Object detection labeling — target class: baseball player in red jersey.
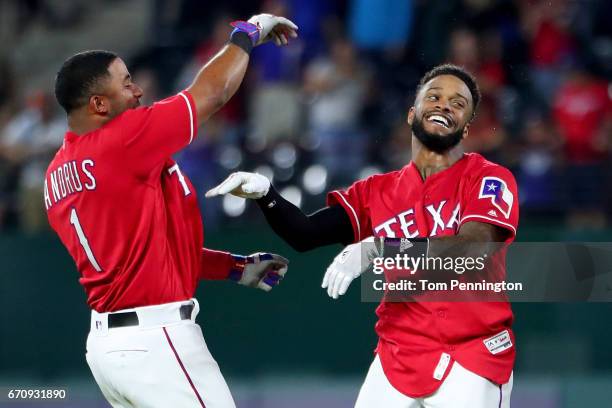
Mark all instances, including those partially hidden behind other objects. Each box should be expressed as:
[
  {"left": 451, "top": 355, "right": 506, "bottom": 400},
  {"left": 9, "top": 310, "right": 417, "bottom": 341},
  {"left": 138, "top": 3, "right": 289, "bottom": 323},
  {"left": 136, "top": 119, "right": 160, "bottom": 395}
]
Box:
[
  {"left": 208, "top": 64, "right": 518, "bottom": 407},
  {"left": 45, "top": 14, "right": 298, "bottom": 408}
]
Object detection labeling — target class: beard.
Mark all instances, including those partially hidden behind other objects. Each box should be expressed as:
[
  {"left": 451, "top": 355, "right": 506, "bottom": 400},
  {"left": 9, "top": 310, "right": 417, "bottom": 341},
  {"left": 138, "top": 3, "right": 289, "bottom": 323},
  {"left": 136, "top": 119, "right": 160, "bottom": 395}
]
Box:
[
  {"left": 411, "top": 116, "right": 465, "bottom": 154},
  {"left": 108, "top": 98, "right": 140, "bottom": 120}
]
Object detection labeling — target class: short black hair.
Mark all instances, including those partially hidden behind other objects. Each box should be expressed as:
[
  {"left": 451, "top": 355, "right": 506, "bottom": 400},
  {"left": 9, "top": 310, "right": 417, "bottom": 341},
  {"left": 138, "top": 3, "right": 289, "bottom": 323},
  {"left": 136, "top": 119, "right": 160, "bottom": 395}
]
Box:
[
  {"left": 54, "top": 50, "right": 118, "bottom": 114},
  {"left": 418, "top": 63, "right": 481, "bottom": 119}
]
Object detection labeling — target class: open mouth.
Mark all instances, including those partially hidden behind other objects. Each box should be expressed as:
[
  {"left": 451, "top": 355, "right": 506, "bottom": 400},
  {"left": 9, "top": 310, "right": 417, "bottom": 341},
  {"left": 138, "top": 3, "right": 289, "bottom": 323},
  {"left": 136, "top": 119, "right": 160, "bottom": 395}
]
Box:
[{"left": 426, "top": 114, "right": 453, "bottom": 129}]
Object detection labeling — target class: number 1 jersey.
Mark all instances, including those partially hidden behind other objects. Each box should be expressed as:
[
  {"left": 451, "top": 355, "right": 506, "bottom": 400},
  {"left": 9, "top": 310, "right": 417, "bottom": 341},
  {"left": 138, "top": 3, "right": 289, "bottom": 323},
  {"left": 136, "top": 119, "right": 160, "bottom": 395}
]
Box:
[{"left": 45, "top": 92, "right": 203, "bottom": 312}]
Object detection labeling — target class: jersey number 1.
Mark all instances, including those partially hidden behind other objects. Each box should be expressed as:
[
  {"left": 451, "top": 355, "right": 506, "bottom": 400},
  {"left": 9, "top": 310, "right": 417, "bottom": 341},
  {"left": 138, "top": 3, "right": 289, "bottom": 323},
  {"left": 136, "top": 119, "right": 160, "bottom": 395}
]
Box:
[{"left": 70, "top": 208, "right": 103, "bottom": 272}]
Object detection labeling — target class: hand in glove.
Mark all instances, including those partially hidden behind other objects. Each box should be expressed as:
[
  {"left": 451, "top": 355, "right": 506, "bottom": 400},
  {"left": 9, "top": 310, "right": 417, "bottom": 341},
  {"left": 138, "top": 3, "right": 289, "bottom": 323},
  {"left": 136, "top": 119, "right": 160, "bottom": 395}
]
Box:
[
  {"left": 230, "top": 253, "right": 288, "bottom": 291},
  {"left": 206, "top": 172, "right": 271, "bottom": 200},
  {"left": 231, "top": 14, "right": 298, "bottom": 47},
  {"left": 322, "top": 237, "right": 382, "bottom": 299}
]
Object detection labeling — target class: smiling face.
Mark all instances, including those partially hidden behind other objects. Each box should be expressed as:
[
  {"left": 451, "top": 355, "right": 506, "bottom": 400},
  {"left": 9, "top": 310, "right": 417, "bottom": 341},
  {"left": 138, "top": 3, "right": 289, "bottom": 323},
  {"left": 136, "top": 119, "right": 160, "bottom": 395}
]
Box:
[{"left": 408, "top": 74, "right": 474, "bottom": 153}]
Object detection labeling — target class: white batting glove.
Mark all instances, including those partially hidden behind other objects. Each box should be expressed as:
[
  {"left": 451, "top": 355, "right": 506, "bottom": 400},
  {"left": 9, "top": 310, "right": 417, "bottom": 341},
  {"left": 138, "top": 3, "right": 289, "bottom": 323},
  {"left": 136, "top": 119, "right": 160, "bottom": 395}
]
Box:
[
  {"left": 322, "top": 237, "right": 382, "bottom": 299},
  {"left": 205, "top": 172, "right": 271, "bottom": 199},
  {"left": 230, "top": 253, "right": 289, "bottom": 292},
  {"left": 250, "top": 14, "right": 298, "bottom": 46},
  {"left": 231, "top": 14, "right": 298, "bottom": 47}
]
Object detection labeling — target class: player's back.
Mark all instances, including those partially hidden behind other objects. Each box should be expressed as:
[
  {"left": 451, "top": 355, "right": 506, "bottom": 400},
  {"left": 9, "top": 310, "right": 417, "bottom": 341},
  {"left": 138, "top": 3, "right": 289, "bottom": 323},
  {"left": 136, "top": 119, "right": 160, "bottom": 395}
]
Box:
[{"left": 45, "top": 93, "right": 202, "bottom": 312}]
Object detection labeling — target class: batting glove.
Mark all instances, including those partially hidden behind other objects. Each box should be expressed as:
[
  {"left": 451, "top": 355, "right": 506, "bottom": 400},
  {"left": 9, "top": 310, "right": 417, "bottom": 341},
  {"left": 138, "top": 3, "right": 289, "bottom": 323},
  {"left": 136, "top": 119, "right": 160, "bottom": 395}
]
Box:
[
  {"left": 230, "top": 253, "right": 288, "bottom": 292},
  {"left": 322, "top": 237, "right": 382, "bottom": 299},
  {"left": 206, "top": 172, "right": 271, "bottom": 199},
  {"left": 231, "top": 14, "right": 298, "bottom": 47}
]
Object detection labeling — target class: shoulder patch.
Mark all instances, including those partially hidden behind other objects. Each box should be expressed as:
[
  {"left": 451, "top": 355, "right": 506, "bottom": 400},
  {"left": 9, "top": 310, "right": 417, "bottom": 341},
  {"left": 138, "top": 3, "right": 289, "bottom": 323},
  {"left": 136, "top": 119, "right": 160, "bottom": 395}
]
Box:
[{"left": 478, "top": 177, "right": 513, "bottom": 219}]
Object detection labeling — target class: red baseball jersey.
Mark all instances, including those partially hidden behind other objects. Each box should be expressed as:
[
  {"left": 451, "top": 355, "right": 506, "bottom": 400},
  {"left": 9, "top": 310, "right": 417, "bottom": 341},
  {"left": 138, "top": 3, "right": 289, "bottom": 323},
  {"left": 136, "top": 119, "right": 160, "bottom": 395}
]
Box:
[
  {"left": 45, "top": 91, "right": 234, "bottom": 312},
  {"left": 327, "top": 153, "right": 519, "bottom": 397}
]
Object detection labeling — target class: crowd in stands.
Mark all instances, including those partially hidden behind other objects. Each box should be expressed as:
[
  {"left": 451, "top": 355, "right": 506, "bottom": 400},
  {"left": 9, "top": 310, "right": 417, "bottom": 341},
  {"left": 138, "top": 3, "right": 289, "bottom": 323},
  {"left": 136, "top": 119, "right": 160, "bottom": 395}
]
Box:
[{"left": 0, "top": 0, "right": 611, "bottom": 232}]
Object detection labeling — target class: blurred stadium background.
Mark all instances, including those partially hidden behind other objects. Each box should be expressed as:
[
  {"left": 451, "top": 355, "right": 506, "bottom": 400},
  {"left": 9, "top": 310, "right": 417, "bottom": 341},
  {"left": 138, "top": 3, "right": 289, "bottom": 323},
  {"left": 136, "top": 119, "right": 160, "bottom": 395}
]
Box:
[{"left": 1, "top": 0, "right": 612, "bottom": 407}]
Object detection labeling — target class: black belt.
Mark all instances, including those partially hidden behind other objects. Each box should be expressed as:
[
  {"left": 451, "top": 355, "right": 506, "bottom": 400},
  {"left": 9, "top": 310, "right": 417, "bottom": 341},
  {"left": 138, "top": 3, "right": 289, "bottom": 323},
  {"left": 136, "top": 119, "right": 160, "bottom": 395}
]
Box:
[{"left": 108, "top": 303, "right": 195, "bottom": 328}]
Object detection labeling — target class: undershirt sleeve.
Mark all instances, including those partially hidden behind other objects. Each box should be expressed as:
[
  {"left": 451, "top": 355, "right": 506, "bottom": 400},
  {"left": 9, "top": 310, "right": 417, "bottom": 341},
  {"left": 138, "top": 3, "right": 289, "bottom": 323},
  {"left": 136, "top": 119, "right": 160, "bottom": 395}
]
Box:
[{"left": 256, "top": 186, "right": 354, "bottom": 252}]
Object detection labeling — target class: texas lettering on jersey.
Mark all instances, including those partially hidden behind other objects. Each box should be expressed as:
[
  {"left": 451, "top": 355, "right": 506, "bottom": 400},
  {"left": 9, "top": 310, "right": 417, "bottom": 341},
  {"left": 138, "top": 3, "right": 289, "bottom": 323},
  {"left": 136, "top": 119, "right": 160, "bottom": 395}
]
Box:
[
  {"left": 373, "top": 201, "right": 461, "bottom": 238},
  {"left": 371, "top": 175, "right": 515, "bottom": 239},
  {"left": 327, "top": 153, "right": 519, "bottom": 398}
]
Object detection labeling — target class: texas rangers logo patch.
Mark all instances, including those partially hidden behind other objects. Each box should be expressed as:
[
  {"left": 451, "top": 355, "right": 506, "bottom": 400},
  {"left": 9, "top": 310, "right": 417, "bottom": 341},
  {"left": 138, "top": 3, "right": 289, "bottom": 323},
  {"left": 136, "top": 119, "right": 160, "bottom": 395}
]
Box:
[{"left": 479, "top": 177, "right": 513, "bottom": 219}]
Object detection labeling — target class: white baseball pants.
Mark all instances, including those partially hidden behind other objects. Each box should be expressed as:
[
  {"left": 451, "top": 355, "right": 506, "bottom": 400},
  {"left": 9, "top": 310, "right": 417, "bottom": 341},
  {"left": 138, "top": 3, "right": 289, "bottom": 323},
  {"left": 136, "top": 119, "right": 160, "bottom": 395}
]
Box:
[
  {"left": 355, "top": 355, "right": 513, "bottom": 408},
  {"left": 86, "top": 299, "right": 235, "bottom": 408}
]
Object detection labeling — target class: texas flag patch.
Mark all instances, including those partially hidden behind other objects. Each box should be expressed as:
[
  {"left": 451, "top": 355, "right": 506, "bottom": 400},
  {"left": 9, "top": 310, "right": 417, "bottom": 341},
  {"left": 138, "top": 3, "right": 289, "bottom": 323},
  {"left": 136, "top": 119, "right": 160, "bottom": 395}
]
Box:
[{"left": 479, "top": 177, "right": 513, "bottom": 219}]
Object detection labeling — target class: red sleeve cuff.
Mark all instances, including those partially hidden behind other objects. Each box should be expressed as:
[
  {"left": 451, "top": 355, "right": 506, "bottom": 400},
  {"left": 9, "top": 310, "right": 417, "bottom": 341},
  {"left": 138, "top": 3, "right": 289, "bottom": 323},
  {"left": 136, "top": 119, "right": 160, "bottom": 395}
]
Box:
[
  {"left": 179, "top": 90, "right": 199, "bottom": 144},
  {"left": 200, "top": 248, "right": 235, "bottom": 280},
  {"left": 327, "top": 190, "right": 361, "bottom": 243}
]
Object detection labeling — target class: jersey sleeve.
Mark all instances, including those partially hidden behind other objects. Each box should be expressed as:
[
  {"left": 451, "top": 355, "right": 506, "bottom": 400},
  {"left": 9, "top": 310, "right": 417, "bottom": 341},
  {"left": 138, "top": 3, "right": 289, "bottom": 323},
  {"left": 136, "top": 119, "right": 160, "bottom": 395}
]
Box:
[
  {"left": 200, "top": 248, "right": 234, "bottom": 280},
  {"left": 459, "top": 166, "right": 519, "bottom": 238},
  {"left": 326, "top": 178, "right": 373, "bottom": 243},
  {"left": 120, "top": 91, "right": 198, "bottom": 174}
]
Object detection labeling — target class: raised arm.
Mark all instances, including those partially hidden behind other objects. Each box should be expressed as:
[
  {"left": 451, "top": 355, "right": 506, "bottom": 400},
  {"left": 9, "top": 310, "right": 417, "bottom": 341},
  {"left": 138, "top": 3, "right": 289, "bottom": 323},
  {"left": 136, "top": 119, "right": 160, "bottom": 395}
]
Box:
[
  {"left": 186, "top": 44, "right": 249, "bottom": 124},
  {"left": 187, "top": 14, "right": 298, "bottom": 124}
]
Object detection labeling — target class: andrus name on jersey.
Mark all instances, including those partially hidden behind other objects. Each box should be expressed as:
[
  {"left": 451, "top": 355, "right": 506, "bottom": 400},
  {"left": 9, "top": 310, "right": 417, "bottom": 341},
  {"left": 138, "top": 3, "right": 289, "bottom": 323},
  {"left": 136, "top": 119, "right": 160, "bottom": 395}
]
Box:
[
  {"left": 374, "top": 201, "right": 461, "bottom": 238},
  {"left": 44, "top": 159, "right": 96, "bottom": 210}
]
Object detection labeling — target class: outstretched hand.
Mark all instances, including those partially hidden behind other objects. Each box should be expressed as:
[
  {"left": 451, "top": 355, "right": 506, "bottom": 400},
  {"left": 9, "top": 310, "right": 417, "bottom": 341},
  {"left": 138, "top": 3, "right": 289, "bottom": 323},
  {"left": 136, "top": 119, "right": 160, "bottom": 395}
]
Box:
[{"left": 206, "top": 172, "right": 271, "bottom": 199}]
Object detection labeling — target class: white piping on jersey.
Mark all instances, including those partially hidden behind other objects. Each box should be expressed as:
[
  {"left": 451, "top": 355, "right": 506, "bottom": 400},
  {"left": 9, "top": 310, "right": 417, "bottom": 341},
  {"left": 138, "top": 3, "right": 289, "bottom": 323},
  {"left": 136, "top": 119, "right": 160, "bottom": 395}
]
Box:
[
  {"left": 332, "top": 191, "right": 361, "bottom": 240},
  {"left": 459, "top": 214, "right": 517, "bottom": 235},
  {"left": 178, "top": 92, "right": 194, "bottom": 144}
]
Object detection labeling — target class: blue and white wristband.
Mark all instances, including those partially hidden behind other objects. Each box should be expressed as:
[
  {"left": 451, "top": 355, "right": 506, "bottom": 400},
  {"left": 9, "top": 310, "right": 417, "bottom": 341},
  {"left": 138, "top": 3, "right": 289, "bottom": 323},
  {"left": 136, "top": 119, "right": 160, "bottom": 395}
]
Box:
[{"left": 229, "top": 20, "right": 260, "bottom": 53}]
